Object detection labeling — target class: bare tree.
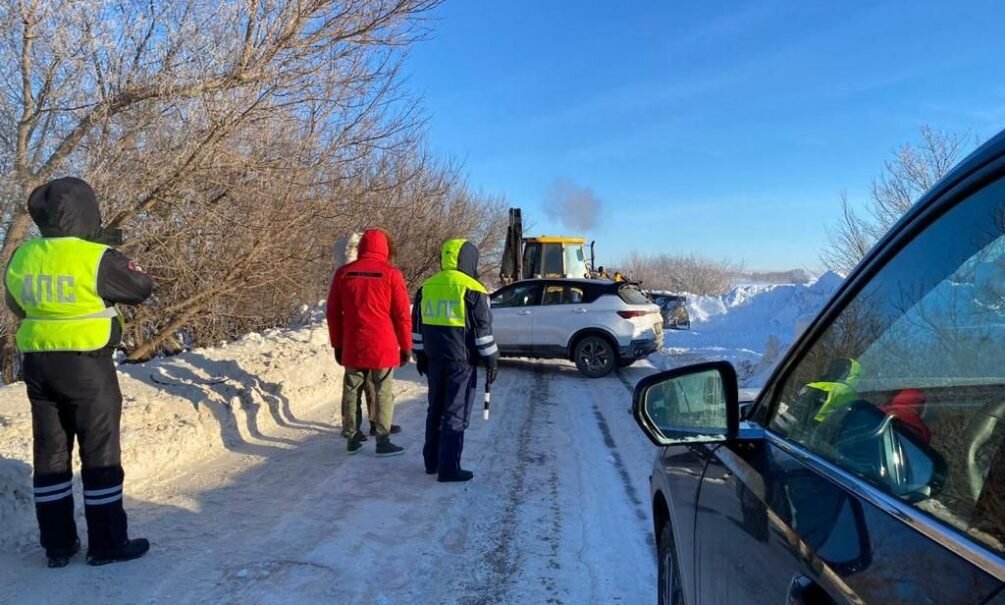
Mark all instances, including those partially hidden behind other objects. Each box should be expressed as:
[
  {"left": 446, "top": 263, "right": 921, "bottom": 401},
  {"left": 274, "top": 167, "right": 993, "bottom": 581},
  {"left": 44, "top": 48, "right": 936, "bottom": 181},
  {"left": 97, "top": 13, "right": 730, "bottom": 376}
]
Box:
[
  {"left": 0, "top": 0, "right": 448, "bottom": 379},
  {"left": 328, "top": 150, "right": 508, "bottom": 292},
  {"left": 622, "top": 251, "right": 742, "bottom": 296},
  {"left": 822, "top": 193, "right": 874, "bottom": 275},
  {"left": 822, "top": 126, "right": 977, "bottom": 274}
]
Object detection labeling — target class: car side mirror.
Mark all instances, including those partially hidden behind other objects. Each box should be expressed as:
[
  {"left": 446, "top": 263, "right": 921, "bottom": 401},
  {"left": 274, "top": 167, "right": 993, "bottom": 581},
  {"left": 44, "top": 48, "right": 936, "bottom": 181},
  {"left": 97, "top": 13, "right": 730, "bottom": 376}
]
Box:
[
  {"left": 821, "top": 401, "right": 947, "bottom": 502},
  {"left": 633, "top": 361, "right": 740, "bottom": 446}
]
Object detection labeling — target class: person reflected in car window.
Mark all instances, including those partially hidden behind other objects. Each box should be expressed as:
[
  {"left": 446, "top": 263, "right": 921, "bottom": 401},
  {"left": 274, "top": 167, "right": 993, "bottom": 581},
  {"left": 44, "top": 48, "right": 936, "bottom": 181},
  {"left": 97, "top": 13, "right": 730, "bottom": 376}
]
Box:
[
  {"left": 788, "top": 358, "right": 864, "bottom": 427},
  {"left": 880, "top": 388, "right": 931, "bottom": 444}
]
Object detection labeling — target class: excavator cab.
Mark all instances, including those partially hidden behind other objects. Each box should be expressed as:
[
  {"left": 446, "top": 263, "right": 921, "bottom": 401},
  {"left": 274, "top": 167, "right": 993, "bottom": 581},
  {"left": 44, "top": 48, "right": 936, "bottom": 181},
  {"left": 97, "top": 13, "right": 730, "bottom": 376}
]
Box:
[
  {"left": 522, "top": 237, "right": 588, "bottom": 279},
  {"left": 501, "top": 209, "right": 592, "bottom": 283}
]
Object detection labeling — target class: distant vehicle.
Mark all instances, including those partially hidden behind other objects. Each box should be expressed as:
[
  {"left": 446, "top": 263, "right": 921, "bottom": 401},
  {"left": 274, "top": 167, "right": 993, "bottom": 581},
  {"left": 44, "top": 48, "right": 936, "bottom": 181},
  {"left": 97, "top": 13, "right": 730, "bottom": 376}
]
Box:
[
  {"left": 490, "top": 279, "right": 663, "bottom": 377},
  {"left": 649, "top": 293, "right": 691, "bottom": 330},
  {"left": 500, "top": 208, "right": 593, "bottom": 283},
  {"left": 520, "top": 235, "right": 589, "bottom": 279},
  {"left": 633, "top": 132, "right": 1005, "bottom": 604}
]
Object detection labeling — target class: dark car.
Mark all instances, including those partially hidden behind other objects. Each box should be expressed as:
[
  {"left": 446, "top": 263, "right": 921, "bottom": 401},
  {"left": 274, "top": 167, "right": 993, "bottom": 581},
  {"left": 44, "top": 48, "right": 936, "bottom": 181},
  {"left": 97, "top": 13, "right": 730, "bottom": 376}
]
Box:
[
  {"left": 633, "top": 131, "right": 1005, "bottom": 604},
  {"left": 650, "top": 293, "right": 691, "bottom": 330}
]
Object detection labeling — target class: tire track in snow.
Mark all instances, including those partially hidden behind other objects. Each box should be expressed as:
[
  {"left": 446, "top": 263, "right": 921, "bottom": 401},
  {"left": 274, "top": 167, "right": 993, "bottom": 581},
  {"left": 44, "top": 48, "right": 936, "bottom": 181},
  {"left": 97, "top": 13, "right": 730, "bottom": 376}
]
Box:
[
  {"left": 459, "top": 362, "right": 564, "bottom": 605},
  {"left": 615, "top": 369, "right": 636, "bottom": 396},
  {"left": 591, "top": 370, "right": 647, "bottom": 523},
  {"left": 556, "top": 367, "right": 657, "bottom": 601},
  {"left": 590, "top": 403, "right": 647, "bottom": 522}
]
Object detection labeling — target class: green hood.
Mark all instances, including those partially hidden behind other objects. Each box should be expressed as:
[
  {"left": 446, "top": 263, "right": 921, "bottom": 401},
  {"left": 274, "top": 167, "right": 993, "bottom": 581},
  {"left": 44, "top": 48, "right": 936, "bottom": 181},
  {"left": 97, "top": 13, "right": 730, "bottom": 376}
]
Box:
[
  {"left": 820, "top": 358, "right": 863, "bottom": 386},
  {"left": 441, "top": 239, "right": 480, "bottom": 279}
]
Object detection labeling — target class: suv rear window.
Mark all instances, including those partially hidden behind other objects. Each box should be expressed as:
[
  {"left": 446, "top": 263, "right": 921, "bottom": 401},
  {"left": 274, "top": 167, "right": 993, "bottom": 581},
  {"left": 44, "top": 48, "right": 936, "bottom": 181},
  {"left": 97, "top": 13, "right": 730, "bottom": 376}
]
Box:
[{"left": 618, "top": 285, "right": 651, "bottom": 305}]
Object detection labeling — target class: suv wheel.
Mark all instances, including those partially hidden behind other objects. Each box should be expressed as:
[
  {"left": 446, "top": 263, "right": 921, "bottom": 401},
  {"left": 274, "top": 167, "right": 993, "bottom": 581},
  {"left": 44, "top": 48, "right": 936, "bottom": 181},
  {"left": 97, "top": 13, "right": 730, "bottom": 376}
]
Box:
[
  {"left": 658, "top": 522, "right": 684, "bottom": 605},
  {"left": 574, "top": 335, "right": 616, "bottom": 378}
]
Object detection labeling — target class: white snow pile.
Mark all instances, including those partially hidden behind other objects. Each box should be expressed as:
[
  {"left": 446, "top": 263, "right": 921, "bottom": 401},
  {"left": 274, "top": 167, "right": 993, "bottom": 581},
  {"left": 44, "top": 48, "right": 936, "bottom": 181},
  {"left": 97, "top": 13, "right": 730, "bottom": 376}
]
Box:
[
  {"left": 289, "top": 300, "right": 329, "bottom": 327},
  {"left": 0, "top": 321, "right": 342, "bottom": 550},
  {"left": 651, "top": 272, "right": 844, "bottom": 387}
]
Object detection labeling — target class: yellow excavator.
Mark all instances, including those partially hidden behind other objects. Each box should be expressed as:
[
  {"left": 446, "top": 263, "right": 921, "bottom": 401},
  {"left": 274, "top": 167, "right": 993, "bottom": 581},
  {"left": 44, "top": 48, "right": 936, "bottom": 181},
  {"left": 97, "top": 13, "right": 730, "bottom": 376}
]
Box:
[{"left": 500, "top": 208, "right": 595, "bottom": 284}]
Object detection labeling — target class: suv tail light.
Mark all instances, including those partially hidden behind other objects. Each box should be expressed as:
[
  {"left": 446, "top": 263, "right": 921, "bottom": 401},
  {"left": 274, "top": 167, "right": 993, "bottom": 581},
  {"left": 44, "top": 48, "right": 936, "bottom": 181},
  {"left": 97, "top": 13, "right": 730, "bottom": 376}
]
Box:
[{"left": 618, "top": 310, "right": 649, "bottom": 319}]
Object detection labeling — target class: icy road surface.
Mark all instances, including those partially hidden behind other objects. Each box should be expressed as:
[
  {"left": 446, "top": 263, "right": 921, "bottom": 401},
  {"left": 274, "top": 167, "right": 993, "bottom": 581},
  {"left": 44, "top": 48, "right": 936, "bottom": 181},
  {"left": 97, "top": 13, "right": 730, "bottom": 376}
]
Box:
[{"left": 0, "top": 360, "right": 658, "bottom": 605}]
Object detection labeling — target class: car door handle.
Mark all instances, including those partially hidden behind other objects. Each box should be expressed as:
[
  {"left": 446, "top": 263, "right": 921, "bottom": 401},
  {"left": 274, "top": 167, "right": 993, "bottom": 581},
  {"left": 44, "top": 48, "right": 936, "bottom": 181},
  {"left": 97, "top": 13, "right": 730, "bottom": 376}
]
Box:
[
  {"left": 518, "top": 310, "right": 532, "bottom": 316},
  {"left": 573, "top": 308, "right": 588, "bottom": 313},
  {"left": 788, "top": 575, "right": 836, "bottom": 605}
]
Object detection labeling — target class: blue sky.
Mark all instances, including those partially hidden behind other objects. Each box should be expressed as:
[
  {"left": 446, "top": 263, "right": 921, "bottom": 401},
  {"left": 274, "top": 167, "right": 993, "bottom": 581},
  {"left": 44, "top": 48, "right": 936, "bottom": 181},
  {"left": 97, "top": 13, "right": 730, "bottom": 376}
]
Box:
[{"left": 405, "top": 1, "right": 1005, "bottom": 271}]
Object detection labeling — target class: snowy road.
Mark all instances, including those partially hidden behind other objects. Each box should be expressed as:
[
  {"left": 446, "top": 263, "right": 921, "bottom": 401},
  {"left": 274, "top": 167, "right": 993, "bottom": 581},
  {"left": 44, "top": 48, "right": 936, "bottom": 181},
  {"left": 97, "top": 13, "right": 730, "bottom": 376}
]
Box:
[{"left": 0, "top": 359, "right": 659, "bottom": 605}]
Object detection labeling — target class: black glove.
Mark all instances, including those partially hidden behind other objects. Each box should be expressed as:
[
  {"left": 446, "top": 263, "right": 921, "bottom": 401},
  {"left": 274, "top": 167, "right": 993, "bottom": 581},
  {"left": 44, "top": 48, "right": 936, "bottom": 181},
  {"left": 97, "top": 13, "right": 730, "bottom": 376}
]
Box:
[
  {"left": 96, "top": 226, "right": 124, "bottom": 246},
  {"left": 416, "top": 353, "right": 428, "bottom": 377},
  {"left": 333, "top": 348, "right": 343, "bottom": 366},
  {"left": 486, "top": 364, "right": 498, "bottom": 385}
]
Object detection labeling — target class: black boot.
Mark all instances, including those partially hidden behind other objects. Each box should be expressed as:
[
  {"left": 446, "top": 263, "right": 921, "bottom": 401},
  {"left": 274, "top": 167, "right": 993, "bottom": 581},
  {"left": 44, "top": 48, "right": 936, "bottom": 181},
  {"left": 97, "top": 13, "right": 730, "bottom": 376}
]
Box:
[
  {"left": 86, "top": 538, "right": 150, "bottom": 566},
  {"left": 375, "top": 438, "right": 405, "bottom": 457},
  {"left": 46, "top": 539, "right": 81, "bottom": 569},
  {"left": 438, "top": 469, "right": 474, "bottom": 483}
]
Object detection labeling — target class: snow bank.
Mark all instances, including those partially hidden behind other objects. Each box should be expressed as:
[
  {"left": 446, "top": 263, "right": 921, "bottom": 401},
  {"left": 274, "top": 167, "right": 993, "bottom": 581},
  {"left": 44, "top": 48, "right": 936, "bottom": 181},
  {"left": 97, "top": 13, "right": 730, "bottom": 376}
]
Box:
[
  {"left": 652, "top": 272, "right": 844, "bottom": 387},
  {"left": 0, "top": 313, "right": 342, "bottom": 549}
]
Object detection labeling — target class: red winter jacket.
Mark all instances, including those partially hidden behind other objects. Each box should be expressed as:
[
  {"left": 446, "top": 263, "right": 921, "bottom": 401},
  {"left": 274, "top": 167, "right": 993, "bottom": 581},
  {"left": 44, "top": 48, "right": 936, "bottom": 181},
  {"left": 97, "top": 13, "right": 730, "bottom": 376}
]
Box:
[
  {"left": 327, "top": 230, "right": 412, "bottom": 370},
  {"left": 880, "top": 388, "right": 931, "bottom": 444}
]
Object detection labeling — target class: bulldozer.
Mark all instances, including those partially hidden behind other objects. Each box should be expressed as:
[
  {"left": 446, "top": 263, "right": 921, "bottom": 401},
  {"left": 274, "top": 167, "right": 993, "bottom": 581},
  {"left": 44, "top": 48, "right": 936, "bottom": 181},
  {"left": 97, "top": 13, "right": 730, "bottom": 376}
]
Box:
[{"left": 500, "top": 208, "right": 594, "bottom": 284}]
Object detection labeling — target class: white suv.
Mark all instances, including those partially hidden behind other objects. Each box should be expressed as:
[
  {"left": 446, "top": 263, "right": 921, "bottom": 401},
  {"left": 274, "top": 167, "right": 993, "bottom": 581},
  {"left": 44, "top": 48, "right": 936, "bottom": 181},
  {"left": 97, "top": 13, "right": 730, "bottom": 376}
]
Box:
[{"left": 489, "top": 279, "right": 664, "bottom": 377}]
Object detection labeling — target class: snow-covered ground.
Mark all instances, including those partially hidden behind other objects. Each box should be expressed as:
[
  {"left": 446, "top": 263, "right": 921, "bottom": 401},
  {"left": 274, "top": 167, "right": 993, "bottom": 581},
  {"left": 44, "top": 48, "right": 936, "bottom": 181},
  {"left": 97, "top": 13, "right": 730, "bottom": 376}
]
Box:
[
  {"left": 650, "top": 272, "right": 844, "bottom": 387},
  {"left": 0, "top": 327, "right": 658, "bottom": 604},
  {"left": 0, "top": 278, "right": 842, "bottom": 604},
  {"left": 0, "top": 319, "right": 342, "bottom": 553}
]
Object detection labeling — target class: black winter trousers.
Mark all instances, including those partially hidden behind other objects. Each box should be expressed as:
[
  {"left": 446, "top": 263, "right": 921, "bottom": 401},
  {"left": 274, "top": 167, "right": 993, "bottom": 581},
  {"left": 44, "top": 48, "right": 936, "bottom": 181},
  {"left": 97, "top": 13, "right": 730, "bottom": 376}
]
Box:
[
  {"left": 422, "top": 360, "right": 477, "bottom": 478},
  {"left": 23, "top": 353, "right": 129, "bottom": 553}
]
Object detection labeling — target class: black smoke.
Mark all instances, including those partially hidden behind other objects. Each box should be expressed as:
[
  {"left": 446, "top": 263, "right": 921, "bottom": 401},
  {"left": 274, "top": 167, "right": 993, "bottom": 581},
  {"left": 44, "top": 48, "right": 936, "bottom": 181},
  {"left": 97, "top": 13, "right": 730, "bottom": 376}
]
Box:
[{"left": 543, "top": 178, "right": 602, "bottom": 232}]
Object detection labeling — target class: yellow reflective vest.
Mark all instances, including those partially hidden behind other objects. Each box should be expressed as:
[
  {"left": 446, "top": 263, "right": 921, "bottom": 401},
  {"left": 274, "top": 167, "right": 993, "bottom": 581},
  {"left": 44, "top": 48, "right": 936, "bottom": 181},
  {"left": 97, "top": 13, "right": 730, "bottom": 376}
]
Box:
[
  {"left": 420, "top": 239, "right": 487, "bottom": 328},
  {"left": 5, "top": 238, "right": 121, "bottom": 352}
]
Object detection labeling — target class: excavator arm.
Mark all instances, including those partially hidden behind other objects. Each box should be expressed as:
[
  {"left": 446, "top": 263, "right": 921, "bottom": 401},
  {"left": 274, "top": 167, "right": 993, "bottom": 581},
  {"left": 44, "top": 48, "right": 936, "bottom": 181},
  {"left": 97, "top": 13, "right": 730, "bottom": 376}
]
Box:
[{"left": 500, "top": 208, "right": 523, "bottom": 284}]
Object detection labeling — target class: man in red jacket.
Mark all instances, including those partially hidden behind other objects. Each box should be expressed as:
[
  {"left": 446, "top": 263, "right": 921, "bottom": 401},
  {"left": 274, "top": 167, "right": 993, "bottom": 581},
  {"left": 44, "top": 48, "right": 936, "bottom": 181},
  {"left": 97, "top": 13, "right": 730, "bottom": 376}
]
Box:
[{"left": 327, "top": 229, "right": 412, "bottom": 456}]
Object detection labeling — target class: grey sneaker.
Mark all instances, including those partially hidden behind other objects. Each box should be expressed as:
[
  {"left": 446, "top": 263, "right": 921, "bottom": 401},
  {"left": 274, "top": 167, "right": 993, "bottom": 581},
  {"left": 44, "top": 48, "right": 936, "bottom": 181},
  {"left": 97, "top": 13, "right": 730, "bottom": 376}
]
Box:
[{"left": 375, "top": 439, "right": 405, "bottom": 457}]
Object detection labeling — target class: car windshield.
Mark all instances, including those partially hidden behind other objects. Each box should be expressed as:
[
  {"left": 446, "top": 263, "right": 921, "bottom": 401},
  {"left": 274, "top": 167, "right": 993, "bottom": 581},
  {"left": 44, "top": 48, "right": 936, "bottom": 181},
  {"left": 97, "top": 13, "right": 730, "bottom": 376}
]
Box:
[
  {"left": 618, "top": 286, "right": 650, "bottom": 305},
  {"left": 542, "top": 248, "right": 563, "bottom": 276}
]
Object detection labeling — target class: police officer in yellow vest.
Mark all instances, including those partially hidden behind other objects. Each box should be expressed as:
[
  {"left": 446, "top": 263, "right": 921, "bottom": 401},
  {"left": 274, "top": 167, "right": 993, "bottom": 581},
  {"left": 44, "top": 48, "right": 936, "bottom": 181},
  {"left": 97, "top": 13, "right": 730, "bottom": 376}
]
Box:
[
  {"left": 782, "top": 358, "right": 863, "bottom": 430},
  {"left": 4, "top": 178, "right": 153, "bottom": 568},
  {"left": 412, "top": 239, "right": 498, "bottom": 482}
]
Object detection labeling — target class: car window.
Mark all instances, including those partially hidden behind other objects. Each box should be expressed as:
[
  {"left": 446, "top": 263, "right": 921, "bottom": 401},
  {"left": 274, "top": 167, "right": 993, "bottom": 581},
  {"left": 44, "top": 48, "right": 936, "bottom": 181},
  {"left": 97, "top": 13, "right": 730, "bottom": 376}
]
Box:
[
  {"left": 491, "top": 283, "right": 541, "bottom": 308},
  {"left": 767, "top": 175, "right": 1005, "bottom": 555},
  {"left": 618, "top": 285, "right": 650, "bottom": 305},
  {"left": 580, "top": 283, "right": 610, "bottom": 303},
  {"left": 542, "top": 285, "right": 586, "bottom": 305},
  {"left": 543, "top": 245, "right": 564, "bottom": 276},
  {"left": 564, "top": 246, "right": 585, "bottom": 277},
  {"left": 522, "top": 245, "right": 540, "bottom": 279}
]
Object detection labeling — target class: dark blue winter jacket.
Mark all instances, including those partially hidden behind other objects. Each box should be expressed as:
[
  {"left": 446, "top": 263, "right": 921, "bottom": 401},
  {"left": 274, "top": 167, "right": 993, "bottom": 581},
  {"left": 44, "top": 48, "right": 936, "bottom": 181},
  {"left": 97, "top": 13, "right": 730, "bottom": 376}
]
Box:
[{"left": 412, "top": 240, "right": 498, "bottom": 368}]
